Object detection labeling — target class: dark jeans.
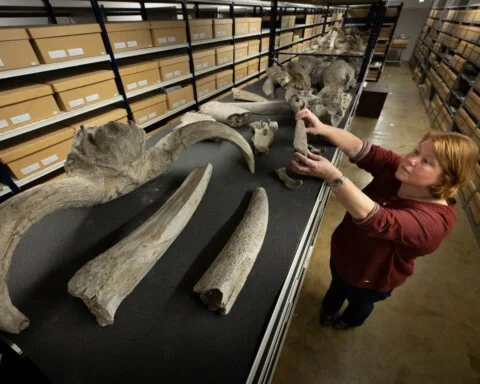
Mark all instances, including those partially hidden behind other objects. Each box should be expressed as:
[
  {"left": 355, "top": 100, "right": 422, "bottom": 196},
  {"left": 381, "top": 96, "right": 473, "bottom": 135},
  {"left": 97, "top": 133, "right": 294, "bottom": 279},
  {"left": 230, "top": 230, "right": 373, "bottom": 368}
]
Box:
[{"left": 322, "top": 264, "right": 392, "bottom": 327}]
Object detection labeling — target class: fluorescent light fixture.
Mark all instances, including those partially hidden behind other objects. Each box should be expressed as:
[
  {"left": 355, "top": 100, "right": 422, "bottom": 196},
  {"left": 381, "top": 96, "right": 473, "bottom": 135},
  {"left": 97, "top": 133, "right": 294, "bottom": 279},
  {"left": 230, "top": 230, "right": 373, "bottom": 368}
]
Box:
[{"left": 419, "top": 0, "right": 425, "bottom": 2}]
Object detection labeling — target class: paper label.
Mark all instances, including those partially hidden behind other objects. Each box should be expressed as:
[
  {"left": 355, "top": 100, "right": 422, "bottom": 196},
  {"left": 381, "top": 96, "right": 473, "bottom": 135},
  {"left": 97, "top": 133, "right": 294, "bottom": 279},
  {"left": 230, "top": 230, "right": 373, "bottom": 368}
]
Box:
[
  {"left": 173, "top": 101, "right": 180, "bottom": 108},
  {"left": 69, "top": 98, "right": 85, "bottom": 108},
  {"left": 179, "top": 98, "right": 186, "bottom": 105},
  {"left": 10, "top": 113, "right": 31, "bottom": 125},
  {"left": 127, "top": 41, "right": 138, "bottom": 48},
  {"left": 68, "top": 48, "right": 84, "bottom": 57},
  {"left": 41, "top": 154, "right": 59, "bottom": 166},
  {"left": 167, "top": 37, "right": 176, "bottom": 42},
  {"left": 138, "top": 80, "right": 148, "bottom": 86},
  {"left": 165, "top": 72, "right": 173, "bottom": 79},
  {"left": 0, "top": 59, "right": 4, "bottom": 67},
  {"left": 251, "top": 27, "right": 258, "bottom": 32},
  {"left": 0, "top": 120, "right": 8, "bottom": 129},
  {"left": 86, "top": 93, "right": 100, "bottom": 102},
  {"left": 199, "top": 33, "right": 205, "bottom": 38},
  {"left": 127, "top": 82, "right": 138, "bottom": 90},
  {"left": 21, "top": 163, "right": 41, "bottom": 175},
  {"left": 158, "top": 37, "right": 168, "bottom": 43},
  {"left": 48, "top": 50, "right": 67, "bottom": 59},
  {"left": 173, "top": 70, "right": 181, "bottom": 76},
  {"left": 193, "top": 33, "right": 199, "bottom": 39},
  {"left": 202, "top": 62, "right": 208, "bottom": 68},
  {"left": 139, "top": 116, "right": 148, "bottom": 123},
  {"left": 148, "top": 112, "right": 157, "bottom": 119},
  {"left": 203, "top": 88, "right": 209, "bottom": 94},
  {"left": 114, "top": 42, "right": 126, "bottom": 49}
]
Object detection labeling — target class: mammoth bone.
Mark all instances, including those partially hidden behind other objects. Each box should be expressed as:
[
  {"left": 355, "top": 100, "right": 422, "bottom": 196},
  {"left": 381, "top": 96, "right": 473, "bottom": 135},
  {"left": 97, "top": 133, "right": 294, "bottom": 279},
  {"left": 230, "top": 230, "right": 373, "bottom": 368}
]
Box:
[
  {"left": 199, "top": 101, "right": 251, "bottom": 128},
  {"left": 68, "top": 164, "right": 212, "bottom": 326},
  {"left": 276, "top": 167, "right": 303, "bottom": 190},
  {"left": 0, "top": 120, "right": 254, "bottom": 334},
  {"left": 194, "top": 187, "right": 268, "bottom": 314},
  {"left": 231, "top": 87, "right": 268, "bottom": 102},
  {"left": 174, "top": 112, "right": 216, "bottom": 130},
  {"left": 250, "top": 120, "right": 278, "bottom": 154}
]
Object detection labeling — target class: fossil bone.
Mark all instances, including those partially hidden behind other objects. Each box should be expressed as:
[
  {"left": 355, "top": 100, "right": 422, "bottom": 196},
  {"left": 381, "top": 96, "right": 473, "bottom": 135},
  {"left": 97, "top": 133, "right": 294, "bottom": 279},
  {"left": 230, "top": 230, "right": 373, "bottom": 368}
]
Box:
[
  {"left": 263, "top": 65, "right": 291, "bottom": 98},
  {"left": 194, "top": 187, "right": 268, "bottom": 314},
  {"left": 250, "top": 120, "right": 278, "bottom": 154},
  {"left": 231, "top": 87, "right": 268, "bottom": 102},
  {"left": 276, "top": 167, "right": 303, "bottom": 190},
  {"left": 224, "top": 101, "right": 292, "bottom": 115},
  {"left": 294, "top": 119, "right": 308, "bottom": 155},
  {"left": 0, "top": 120, "right": 254, "bottom": 334},
  {"left": 199, "top": 101, "right": 251, "bottom": 128},
  {"left": 68, "top": 164, "right": 212, "bottom": 326},
  {"left": 174, "top": 112, "right": 216, "bottom": 130}
]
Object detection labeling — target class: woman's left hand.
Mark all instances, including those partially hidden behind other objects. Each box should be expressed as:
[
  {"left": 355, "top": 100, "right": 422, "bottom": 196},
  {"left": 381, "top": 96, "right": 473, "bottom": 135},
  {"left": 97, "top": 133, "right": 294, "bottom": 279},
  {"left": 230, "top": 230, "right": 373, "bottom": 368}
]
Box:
[{"left": 289, "top": 151, "right": 343, "bottom": 181}]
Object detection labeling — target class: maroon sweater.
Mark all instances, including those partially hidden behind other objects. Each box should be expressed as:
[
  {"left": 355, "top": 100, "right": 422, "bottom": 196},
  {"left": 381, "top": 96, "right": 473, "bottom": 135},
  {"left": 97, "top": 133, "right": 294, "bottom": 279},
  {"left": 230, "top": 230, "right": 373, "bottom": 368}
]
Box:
[{"left": 331, "top": 143, "right": 456, "bottom": 292}]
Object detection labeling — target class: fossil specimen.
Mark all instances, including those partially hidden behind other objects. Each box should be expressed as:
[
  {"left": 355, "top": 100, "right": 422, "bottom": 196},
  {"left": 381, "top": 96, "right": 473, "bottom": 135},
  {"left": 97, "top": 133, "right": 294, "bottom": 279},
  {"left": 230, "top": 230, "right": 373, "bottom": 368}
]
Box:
[
  {"left": 250, "top": 120, "right": 279, "bottom": 153},
  {"left": 199, "top": 101, "right": 251, "bottom": 128},
  {"left": 232, "top": 87, "right": 268, "bottom": 102},
  {"left": 276, "top": 168, "right": 303, "bottom": 190}
]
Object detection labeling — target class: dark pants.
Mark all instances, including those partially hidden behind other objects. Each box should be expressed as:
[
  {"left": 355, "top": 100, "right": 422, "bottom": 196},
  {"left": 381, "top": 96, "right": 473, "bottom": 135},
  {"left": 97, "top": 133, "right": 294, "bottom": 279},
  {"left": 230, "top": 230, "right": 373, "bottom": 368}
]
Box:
[{"left": 322, "top": 264, "right": 392, "bottom": 327}]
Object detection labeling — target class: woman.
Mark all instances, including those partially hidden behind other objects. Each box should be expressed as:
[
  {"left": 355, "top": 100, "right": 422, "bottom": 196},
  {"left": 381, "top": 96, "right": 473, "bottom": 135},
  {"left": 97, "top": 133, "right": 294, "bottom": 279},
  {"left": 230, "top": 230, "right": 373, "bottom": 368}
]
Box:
[{"left": 290, "top": 108, "right": 478, "bottom": 330}]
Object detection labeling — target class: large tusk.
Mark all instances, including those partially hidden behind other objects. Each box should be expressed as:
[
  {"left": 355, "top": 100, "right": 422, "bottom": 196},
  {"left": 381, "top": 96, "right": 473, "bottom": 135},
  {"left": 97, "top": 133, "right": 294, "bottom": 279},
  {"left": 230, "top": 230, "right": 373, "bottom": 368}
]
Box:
[
  {"left": 199, "top": 101, "right": 251, "bottom": 128},
  {"left": 0, "top": 120, "right": 254, "bottom": 334},
  {"left": 224, "top": 101, "right": 292, "bottom": 115},
  {"left": 231, "top": 87, "right": 268, "bottom": 102},
  {"left": 194, "top": 187, "right": 268, "bottom": 314},
  {"left": 293, "top": 119, "right": 308, "bottom": 155},
  {"left": 173, "top": 112, "right": 216, "bottom": 130},
  {"left": 68, "top": 164, "right": 212, "bottom": 326}
]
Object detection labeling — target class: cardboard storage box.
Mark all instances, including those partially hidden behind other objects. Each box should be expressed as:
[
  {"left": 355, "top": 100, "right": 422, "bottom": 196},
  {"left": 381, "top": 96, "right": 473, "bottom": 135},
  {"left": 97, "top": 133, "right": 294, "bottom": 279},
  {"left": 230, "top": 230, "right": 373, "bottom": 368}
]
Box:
[
  {"left": 348, "top": 8, "right": 369, "bottom": 18},
  {"left": 380, "top": 27, "right": 393, "bottom": 38},
  {"left": 249, "top": 18, "right": 262, "bottom": 33},
  {"left": 465, "top": 90, "right": 480, "bottom": 120},
  {"left": 247, "top": 58, "right": 259, "bottom": 75},
  {"left": 0, "top": 28, "right": 39, "bottom": 71},
  {"left": 248, "top": 39, "right": 260, "bottom": 56},
  {"left": 303, "top": 27, "right": 313, "bottom": 38},
  {"left": 189, "top": 19, "right": 213, "bottom": 41},
  {"left": 213, "top": 19, "right": 232, "bottom": 38},
  {"left": 150, "top": 20, "right": 186, "bottom": 47},
  {"left": 260, "top": 55, "right": 268, "bottom": 71},
  {"left": 119, "top": 61, "right": 161, "bottom": 93},
  {"left": 216, "top": 45, "right": 234, "bottom": 65},
  {"left": 28, "top": 24, "right": 105, "bottom": 64},
  {"left": 235, "top": 42, "right": 249, "bottom": 61},
  {"left": 165, "top": 84, "right": 194, "bottom": 110},
  {"left": 279, "top": 32, "right": 293, "bottom": 47},
  {"left": 0, "top": 81, "right": 59, "bottom": 133},
  {"left": 192, "top": 49, "right": 216, "bottom": 72},
  {"left": 261, "top": 37, "right": 270, "bottom": 52},
  {"left": 67, "top": 108, "right": 127, "bottom": 130},
  {"left": 235, "top": 18, "right": 249, "bottom": 36},
  {"left": 235, "top": 62, "right": 248, "bottom": 82},
  {"left": 43, "top": 69, "right": 118, "bottom": 112},
  {"left": 305, "top": 15, "right": 315, "bottom": 25},
  {"left": 0, "top": 125, "right": 74, "bottom": 180},
  {"left": 158, "top": 55, "right": 190, "bottom": 81},
  {"left": 281, "top": 16, "right": 296, "bottom": 28},
  {"left": 130, "top": 94, "right": 167, "bottom": 125},
  {"left": 106, "top": 22, "right": 152, "bottom": 53},
  {"left": 216, "top": 69, "right": 233, "bottom": 89},
  {"left": 196, "top": 74, "right": 216, "bottom": 98}
]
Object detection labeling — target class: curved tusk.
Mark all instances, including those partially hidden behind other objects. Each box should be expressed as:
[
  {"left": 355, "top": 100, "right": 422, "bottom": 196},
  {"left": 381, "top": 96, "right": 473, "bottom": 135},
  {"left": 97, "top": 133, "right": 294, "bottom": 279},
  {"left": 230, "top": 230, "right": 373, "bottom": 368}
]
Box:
[
  {"left": 276, "top": 167, "right": 303, "bottom": 190},
  {"left": 199, "top": 101, "right": 251, "bottom": 128},
  {"left": 194, "top": 187, "right": 268, "bottom": 314},
  {"left": 68, "top": 164, "right": 212, "bottom": 326}
]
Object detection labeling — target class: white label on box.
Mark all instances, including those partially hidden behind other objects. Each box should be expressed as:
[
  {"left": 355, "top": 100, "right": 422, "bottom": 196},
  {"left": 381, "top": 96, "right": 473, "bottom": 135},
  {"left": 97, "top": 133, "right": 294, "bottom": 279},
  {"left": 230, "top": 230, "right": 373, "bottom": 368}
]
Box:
[
  {"left": 158, "top": 37, "right": 168, "bottom": 44},
  {"left": 199, "top": 33, "right": 205, "bottom": 38},
  {"left": 139, "top": 116, "right": 148, "bottom": 123},
  {"left": 173, "top": 101, "right": 180, "bottom": 108},
  {"left": 127, "top": 82, "right": 138, "bottom": 90},
  {"left": 68, "top": 48, "right": 84, "bottom": 57},
  {"left": 69, "top": 98, "right": 85, "bottom": 108},
  {"left": 148, "top": 112, "right": 157, "bottom": 119},
  {"left": 179, "top": 98, "right": 186, "bottom": 105},
  {"left": 138, "top": 80, "right": 148, "bottom": 87},
  {"left": 86, "top": 93, "right": 100, "bottom": 102},
  {"left": 193, "top": 33, "right": 199, "bottom": 39},
  {"left": 0, "top": 59, "right": 3, "bottom": 67},
  {"left": 114, "top": 42, "right": 127, "bottom": 49},
  {"left": 48, "top": 50, "right": 67, "bottom": 59},
  {"left": 167, "top": 37, "right": 176, "bottom": 42},
  {"left": 127, "top": 41, "right": 138, "bottom": 48},
  {"left": 0, "top": 120, "right": 8, "bottom": 129},
  {"left": 41, "top": 154, "right": 59, "bottom": 166},
  {"left": 165, "top": 72, "right": 173, "bottom": 79},
  {"left": 173, "top": 70, "right": 181, "bottom": 76},
  {"left": 202, "top": 62, "right": 208, "bottom": 68},
  {"left": 10, "top": 113, "right": 31, "bottom": 125},
  {"left": 251, "top": 27, "right": 258, "bottom": 32},
  {"left": 21, "top": 163, "right": 41, "bottom": 175}
]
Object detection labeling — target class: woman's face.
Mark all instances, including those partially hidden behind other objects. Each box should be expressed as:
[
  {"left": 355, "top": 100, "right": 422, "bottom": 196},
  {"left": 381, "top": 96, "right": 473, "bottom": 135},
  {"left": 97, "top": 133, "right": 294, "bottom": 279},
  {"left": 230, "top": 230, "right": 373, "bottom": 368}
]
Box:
[{"left": 395, "top": 139, "right": 444, "bottom": 188}]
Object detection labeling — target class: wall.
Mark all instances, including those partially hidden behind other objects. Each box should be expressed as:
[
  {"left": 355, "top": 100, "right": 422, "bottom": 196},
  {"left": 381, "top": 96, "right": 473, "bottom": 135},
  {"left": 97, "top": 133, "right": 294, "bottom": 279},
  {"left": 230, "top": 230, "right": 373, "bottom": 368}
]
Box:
[{"left": 392, "top": 8, "right": 430, "bottom": 61}]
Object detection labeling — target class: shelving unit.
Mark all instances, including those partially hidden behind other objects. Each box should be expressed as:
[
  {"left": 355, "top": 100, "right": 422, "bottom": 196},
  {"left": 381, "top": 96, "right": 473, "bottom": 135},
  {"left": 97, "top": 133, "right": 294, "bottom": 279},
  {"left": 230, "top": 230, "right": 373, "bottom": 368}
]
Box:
[{"left": 410, "top": 1, "right": 480, "bottom": 248}]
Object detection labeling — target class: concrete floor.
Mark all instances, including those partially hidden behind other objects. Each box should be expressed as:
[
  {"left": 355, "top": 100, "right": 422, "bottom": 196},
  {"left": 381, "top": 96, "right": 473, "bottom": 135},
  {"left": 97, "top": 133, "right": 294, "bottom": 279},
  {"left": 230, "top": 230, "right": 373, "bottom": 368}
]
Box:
[{"left": 272, "top": 64, "right": 480, "bottom": 384}]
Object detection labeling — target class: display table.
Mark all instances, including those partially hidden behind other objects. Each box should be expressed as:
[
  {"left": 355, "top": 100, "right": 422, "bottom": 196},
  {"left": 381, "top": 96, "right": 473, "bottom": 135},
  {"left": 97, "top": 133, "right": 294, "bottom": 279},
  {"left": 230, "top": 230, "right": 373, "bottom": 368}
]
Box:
[{"left": 2, "top": 80, "right": 364, "bottom": 384}]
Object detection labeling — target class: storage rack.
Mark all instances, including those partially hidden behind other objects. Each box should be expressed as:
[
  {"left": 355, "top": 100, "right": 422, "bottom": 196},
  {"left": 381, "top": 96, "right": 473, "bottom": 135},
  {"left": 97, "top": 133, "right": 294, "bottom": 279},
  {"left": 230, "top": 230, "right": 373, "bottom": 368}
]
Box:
[
  {"left": 0, "top": 0, "right": 335, "bottom": 198},
  {"left": 409, "top": 1, "right": 480, "bottom": 248},
  {"left": 343, "top": 2, "right": 403, "bottom": 81}
]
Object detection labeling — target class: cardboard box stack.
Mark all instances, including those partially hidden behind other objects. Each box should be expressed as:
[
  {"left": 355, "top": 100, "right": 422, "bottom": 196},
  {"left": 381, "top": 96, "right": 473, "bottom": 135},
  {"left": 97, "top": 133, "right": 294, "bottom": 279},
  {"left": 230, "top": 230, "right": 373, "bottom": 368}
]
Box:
[
  {"left": 106, "top": 22, "right": 152, "bottom": 52},
  {"left": 196, "top": 74, "right": 216, "bottom": 98},
  {"left": 119, "top": 61, "right": 161, "bottom": 93},
  {"left": 149, "top": 21, "right": 186, "bottom": 47},
  {"left": 280, "top": 16, "right": 296, "bottom": 29},
  {"left": 216, "top": 69, "right": 233, "bottom": 89},
  {"left": 190, "top": 19, "right": 213, "bottom": 41},
  {"left": 213, "top": 19, "right": 233, "bottom": 38},
  {"left": 0, "top": 28, "right": 39, "bottom": 71},
  {"left": 27, "top": 24, "right": 105, "bottom": 64},
  {"left": 0, "top": 81, "right": 60, "bottom": 133},
  {"left": 130, "top": 94, "right": 167, "bottom": 125},
  {"left": 216, "top": 45, "right": 234, "bottom": 65},
  {"left": 192, "top": 49, "right": 216, "bottom": 72},
  {"left": 158, "top": 55, "right": 190, "bottom": 81},
  {"left": 235, "top": 18, "right": 250, "bottom": 36},
  {"left": 465, "top": 89, "right": 480, "bottom": 121},
  {"left": 0, "top": 125, "right": 74, "bottom": 180},
  {"left": 234, "top": 62, "right": 248, "bottom": 82}
]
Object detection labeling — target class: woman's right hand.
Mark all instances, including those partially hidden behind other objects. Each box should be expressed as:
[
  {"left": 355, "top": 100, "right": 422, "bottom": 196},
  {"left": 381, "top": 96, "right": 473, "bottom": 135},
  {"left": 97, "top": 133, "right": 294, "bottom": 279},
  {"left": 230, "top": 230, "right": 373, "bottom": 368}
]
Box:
[{"left": 296, "top": 108, "right": 329, "bottom": 136}]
